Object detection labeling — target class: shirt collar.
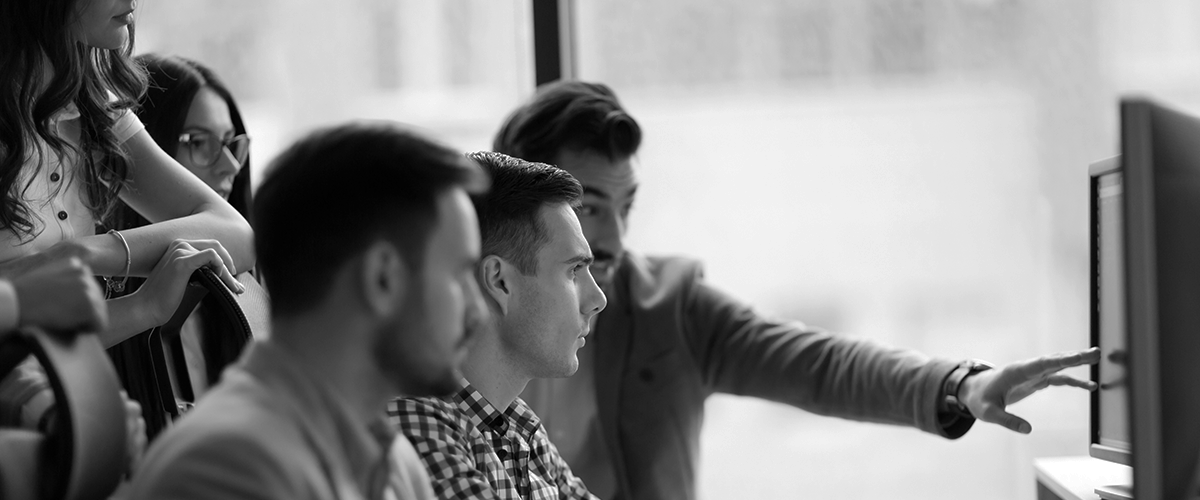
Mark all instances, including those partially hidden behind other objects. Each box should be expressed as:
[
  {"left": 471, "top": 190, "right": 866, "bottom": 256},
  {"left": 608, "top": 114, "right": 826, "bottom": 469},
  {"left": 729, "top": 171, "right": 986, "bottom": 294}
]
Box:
[{"left": 452, "top": 379, "right": 543, "bottom": 439}]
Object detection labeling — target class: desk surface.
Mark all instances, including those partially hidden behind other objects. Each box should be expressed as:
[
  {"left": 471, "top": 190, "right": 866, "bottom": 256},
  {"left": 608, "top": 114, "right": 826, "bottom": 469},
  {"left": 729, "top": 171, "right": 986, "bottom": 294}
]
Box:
[{"left": 1035, "top": 456, "right": 1132, "bottom": 500}]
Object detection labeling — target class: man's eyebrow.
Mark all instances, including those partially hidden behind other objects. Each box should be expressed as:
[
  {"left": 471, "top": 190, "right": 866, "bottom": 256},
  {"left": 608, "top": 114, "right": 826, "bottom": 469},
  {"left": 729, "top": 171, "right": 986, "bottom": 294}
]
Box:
[
  {"left": 582, "top": 184, "right": 639, "bottom": 200},
  {"left": 564, "top": 253, "right": 594, "bottom": 266},
  {"left": 582, "top": 186, "right": 610, "bottom": 200}
]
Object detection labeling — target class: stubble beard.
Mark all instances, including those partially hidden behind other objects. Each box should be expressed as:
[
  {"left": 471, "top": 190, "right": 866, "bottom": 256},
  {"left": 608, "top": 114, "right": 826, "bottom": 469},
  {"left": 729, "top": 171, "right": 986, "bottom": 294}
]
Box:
[{"left": 374, "top": 291, "right": 462, "bottom": 398}]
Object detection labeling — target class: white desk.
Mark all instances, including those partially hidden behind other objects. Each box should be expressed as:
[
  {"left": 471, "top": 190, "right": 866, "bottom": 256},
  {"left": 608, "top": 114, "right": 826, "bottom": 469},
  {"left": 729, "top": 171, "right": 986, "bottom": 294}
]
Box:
[{"left": 1034, "top": 456, "right": 1132, "bottom": 500}]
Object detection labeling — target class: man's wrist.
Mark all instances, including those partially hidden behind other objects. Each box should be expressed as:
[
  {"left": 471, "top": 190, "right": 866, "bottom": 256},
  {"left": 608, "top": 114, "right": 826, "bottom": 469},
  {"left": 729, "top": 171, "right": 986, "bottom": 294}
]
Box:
[{"left": 941, "top": 359, "right": 994, "bottom": 418}]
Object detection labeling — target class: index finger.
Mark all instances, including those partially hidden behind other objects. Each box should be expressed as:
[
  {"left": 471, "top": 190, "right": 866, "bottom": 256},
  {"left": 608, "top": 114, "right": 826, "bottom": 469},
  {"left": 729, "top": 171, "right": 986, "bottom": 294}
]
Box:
[{"left": 1016, "top": 347, "right": 1101, "bottom": 377}]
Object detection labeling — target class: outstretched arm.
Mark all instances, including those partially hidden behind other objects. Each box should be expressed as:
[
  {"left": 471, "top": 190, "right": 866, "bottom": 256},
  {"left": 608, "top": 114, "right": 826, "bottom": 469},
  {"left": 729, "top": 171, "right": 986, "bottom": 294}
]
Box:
[{"left": 684, "top": 276, "right": 959, "bottom": 435}]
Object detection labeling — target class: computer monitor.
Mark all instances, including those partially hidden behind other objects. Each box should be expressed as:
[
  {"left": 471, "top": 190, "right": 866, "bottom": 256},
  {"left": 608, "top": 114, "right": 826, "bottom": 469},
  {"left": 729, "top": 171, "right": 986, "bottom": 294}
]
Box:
[{"left": 1090, "top": 98, "right": 1200, "bottom": 500}]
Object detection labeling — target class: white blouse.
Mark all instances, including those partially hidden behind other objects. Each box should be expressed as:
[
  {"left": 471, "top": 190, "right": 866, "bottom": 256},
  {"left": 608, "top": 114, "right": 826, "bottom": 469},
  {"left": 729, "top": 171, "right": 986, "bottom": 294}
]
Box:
[{"left": 0, "top": 103, "right": 144, "bottom": 262}]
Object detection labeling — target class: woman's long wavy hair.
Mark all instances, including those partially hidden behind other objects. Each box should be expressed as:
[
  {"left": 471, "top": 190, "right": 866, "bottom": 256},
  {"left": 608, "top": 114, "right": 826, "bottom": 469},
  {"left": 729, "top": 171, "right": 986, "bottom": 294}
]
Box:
[{"left": 0, "top": 0, "right": 147, "bottom": 239}]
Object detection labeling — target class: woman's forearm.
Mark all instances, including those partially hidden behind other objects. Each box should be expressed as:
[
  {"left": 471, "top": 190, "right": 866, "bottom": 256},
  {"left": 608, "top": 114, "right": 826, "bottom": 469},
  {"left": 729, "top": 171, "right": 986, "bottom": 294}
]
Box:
[{"left": 82, "top": 205, "right": 254, "bottom": 278}]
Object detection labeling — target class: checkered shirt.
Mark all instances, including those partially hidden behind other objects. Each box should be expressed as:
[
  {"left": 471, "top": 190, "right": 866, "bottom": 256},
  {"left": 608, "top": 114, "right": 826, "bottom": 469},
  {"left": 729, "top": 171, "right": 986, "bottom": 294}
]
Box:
[{"left": 387, "top": 381, "right": 597, "bottom": 500}]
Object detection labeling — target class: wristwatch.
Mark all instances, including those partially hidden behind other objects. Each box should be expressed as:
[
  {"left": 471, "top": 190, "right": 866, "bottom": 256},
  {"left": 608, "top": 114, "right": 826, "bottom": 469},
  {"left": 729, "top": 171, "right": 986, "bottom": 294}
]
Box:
[{"left": 942, "top": 359, "right": 994, "bottom": 418}]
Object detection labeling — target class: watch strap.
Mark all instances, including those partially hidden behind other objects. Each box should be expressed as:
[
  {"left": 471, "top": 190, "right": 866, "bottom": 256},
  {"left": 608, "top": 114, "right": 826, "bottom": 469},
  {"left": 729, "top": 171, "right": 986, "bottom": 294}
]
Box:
[{"left": 942, "top": 359, "right": 994, "bottom": 418}]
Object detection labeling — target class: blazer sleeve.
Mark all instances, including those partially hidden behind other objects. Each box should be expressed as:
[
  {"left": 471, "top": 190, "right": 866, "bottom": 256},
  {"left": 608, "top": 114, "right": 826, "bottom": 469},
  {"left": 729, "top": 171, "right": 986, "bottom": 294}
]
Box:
[{"left": 681, "top": 277, "right": 970, "bottom": 438}]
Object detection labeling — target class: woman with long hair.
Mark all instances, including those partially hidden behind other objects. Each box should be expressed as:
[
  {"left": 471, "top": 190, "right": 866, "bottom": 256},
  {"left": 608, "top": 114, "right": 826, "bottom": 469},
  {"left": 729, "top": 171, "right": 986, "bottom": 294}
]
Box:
[
  {"left": 0, "top": 0, "right": 253, "bottom": 345},
  {"left": 120, "top": 54, "right": 252, "bottom": 228},
  {"left": 0, "top": 0, "right": 255, "bottom": 466}
]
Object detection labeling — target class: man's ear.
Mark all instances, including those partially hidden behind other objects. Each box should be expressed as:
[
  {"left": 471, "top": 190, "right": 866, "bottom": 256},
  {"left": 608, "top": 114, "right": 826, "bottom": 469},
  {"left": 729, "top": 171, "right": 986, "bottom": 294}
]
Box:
[
  {"left": 360, "top": 241, "right": 408, "bottom": 317},
  {"left": 478, "top": 254, "right": 512, "bottom": 315}
]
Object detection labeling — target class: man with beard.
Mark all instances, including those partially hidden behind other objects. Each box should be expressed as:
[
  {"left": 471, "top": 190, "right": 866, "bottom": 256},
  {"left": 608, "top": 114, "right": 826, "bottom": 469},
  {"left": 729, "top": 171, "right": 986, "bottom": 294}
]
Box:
[
  {"left": 128, "top": 122, "right": 489, "bottom": 499},
  {"left": 493, "top": 80, "right": 1102, "bottom": 500},
  {"left": 389, "top": 152, "right": 606, "bottom": 500}
]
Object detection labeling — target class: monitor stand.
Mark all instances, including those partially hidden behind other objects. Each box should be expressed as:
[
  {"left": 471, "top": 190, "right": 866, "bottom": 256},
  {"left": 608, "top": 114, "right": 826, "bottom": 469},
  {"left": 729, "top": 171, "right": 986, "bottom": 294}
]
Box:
[{"left": 1096, "top": 484, "right": 1133, "bottom": 500}]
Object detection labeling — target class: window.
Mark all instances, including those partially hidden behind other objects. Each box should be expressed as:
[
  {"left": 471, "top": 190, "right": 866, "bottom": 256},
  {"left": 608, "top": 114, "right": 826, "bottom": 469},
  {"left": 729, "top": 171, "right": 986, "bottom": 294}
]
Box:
[{"left": 137, "top": 0, "right": 536, "bottom": 192}]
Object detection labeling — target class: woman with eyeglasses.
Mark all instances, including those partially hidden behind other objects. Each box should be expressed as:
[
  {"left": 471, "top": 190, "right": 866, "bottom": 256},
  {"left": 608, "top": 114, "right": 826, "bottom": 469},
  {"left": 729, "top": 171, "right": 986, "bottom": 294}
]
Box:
[
  {"left": 106, "top": 53, "right": 262, "bottom": 440},
  {"left": 119, "top": 54, "right": 252, "bottom": 226}
]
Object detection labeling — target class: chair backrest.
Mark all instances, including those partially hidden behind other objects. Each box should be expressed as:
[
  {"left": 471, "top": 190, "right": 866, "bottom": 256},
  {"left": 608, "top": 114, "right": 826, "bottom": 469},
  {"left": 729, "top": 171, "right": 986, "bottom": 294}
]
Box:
[
  {"left": 234, "top": 270, "right": 270, "bottom": 341},
  {"left": 0, "top": 328, "right": 128, "bottom": 500},
  {"left": 144, "top": 268, "right": 266, "bottom": 433}
]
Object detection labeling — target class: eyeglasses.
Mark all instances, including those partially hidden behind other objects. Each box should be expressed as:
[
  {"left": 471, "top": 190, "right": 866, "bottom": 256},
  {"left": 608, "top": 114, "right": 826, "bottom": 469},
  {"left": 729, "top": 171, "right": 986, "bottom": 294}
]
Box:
[{"left": 177, "top": 132, "right": 250, "bottom": 168}]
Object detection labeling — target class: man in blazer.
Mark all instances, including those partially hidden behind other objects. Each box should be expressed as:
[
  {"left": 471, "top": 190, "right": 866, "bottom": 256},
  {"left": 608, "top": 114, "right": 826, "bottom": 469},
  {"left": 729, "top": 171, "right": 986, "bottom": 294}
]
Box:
[{"left": 493, "top": 80, "right": 1101, "bottom": 500}]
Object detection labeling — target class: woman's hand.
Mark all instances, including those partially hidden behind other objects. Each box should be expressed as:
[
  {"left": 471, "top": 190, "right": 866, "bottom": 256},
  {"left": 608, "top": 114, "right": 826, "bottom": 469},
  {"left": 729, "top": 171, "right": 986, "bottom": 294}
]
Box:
[
  {"left": 135, "top": 239, "right": 244, "bottom": 327},
  {"left": 179, "top": 239, "right": 244, "bottom": 294},
  {"left": 97, "top": 239, "right": 242, "bottom": 347}
]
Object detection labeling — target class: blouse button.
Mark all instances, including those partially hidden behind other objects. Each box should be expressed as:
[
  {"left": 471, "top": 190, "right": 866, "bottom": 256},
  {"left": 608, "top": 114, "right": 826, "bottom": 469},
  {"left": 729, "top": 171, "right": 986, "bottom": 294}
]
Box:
[
  {"left": 50, "top": 172, "right": 60, "bottom": 182},
  {"left": 57, "top": 211, "right": 67, "bottom": 220}
]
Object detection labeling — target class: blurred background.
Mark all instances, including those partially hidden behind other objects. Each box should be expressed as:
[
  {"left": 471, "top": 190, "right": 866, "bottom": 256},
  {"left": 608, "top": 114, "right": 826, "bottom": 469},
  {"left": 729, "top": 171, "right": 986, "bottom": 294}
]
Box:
[{"left": 135, "top": 1, "right": 1200, "bottom": 498}]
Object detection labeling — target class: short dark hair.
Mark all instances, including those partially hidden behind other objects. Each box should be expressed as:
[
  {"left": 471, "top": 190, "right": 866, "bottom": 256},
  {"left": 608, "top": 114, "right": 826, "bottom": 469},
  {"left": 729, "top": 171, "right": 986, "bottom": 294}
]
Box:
[
  {"left": 466, "top": 151, "right": 582, "bottom": 275},
  {"left": 254, "top": 122, "right": 487, "bottom": 317},
  {"left": 492, "top": 80, "right": 641, "bottom": 165}
]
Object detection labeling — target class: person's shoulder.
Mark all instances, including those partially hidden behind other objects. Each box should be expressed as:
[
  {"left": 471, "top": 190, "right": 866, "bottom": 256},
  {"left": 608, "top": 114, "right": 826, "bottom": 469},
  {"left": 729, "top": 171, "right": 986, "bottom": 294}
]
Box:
[
  {"left": 156, "top": 369, "right": 307, "bottom": 459},
  {"left": 153, "top": 374, "right": 303, "bottom": 453},
  {"left": 128, "top": 409, "right": 308, "bottom": 500},
  {"left": 387, "top": 395, "right": 483, "bottom": 461},
  {"left": 387, "top": 396, "right": 468, "bottom": 434},
  {"left": 109, "top": 107, "right": 143, "bottom": 144},
  {"left": 102, "top": 90, "right": 144, "bottom": 143},
  {"left": 388, "top": 394, "right": 457, "bottom": 415},
  {"left": 126, "top": 370, "right": 326, "bottom": 499}
]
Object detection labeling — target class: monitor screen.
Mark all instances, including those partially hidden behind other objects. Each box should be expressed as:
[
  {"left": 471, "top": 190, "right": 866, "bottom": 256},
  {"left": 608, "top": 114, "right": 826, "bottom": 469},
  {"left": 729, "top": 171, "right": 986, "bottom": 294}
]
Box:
[{"left": 1090, "top": 157, "right": 1131, "bottom": 466}]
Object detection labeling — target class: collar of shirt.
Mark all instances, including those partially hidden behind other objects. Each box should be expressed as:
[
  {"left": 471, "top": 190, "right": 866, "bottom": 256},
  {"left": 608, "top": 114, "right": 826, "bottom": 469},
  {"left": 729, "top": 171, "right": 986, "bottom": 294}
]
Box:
[
  {"left": 452, "top": 379, "right": 542, "bottom": 442},
  {"left": 238, "top": 341, "right": 395, "bottom": 495}
]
